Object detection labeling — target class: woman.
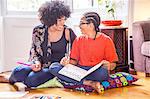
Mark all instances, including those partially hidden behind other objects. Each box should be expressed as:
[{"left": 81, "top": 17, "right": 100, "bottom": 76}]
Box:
[
  {"left": 49, "top": 12, "right": 118, "bottom": 93},
  {"left": 0, "top": 1, "right": 76, "bottom": 88}
]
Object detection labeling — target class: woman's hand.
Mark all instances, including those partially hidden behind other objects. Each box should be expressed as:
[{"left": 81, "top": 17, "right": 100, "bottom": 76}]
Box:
[
  {"left": 60, "top": 57, "right": 70, "bottom": 66},
  {"left": 31, "top": 61, "right": 42, "bottom": 72}
]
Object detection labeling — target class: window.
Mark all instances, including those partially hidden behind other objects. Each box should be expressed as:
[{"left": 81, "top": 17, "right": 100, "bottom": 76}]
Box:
[
  {"left": 72, "top": 0, "right": 99, "bottom": 14},
  {"left": 73, "top": 0, "right": 98, "bottom": 10},
  {"left": 6, "top": 0, "right": 65, "bottom": 15},
  {"left": 5, "top": 0, "right": 128, "bottom": 26},
  {"left": 7, "top": 0, "right": 51, "bottom": 11},
  {"left": 6, "top": 0, "right": 97, "bottom": 14},
  {"left": 98, "top": 0, "right": 128, "bottom": 21}
]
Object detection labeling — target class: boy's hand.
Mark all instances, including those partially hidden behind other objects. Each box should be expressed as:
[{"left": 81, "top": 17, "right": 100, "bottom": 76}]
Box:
[
  {"left": 101, "top": 60, "right": 111, "bottom": 70},
  {"left": 101, "top": 60, "right": 116, "bottom": 71},
  {"left": 60, "top": 57, "right": 69, "bottom": 66}
]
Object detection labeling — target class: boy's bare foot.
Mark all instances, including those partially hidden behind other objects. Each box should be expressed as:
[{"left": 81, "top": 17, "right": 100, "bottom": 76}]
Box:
[
  {"left": 83, "top": 80, "right": 102, "bottom": 94},
  {"left": 0, "top": 74, "right": 10, "bottom": 83}
]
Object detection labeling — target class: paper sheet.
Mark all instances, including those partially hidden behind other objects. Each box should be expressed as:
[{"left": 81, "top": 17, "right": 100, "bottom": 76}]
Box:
[{"left": 0, "top": 91, "right": 28, "bottom": 98}]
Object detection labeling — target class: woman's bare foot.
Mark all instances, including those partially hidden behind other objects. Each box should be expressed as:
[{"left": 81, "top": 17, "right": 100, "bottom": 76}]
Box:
[
  {"left": 14, "top": 82, "right": 28, "bottom": 91},
  {"left": 83, "top": 80, "right": 102, "bottom": 94},
  {"left": 0, "top": 74, "right": 9, "bottom": 83}
]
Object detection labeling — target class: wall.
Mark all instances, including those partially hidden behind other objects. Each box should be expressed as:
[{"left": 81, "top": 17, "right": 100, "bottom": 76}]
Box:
[
  {"left": 133, "top": 0, "right": 150, "bottom": 22},
  {"left": 0, "top": 17, "right": 4, "bottom": 72},
  {"left": 128, "top": 0, "right": 150, "bottom": 36},
  {"left": 1, "top": 16, "right": 39, "bottom": 72}
]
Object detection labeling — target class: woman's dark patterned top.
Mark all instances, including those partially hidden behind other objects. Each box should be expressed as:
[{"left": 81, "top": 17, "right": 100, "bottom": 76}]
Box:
[{"left": 28, "top": 24, "right": 76, "bottom": 67}]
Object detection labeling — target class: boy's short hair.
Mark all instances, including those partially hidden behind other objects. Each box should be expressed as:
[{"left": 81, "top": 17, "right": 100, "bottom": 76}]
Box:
[{"left": 84, "top": 12, "right": 101, "bottom": 32}]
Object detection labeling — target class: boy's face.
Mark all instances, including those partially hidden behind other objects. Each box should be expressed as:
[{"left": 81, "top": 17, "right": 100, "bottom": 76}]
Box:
[{"left": 79, "top": 17, "right": 90, "bottom": 34}]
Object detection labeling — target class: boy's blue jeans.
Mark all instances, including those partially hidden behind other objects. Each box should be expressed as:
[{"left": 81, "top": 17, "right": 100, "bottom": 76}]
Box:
[
  {"left": 9, "top": 65, "right": 55, "bottom": 87},
  {"left": 49, "top": 62, "right": 109, "bottom": 85}
]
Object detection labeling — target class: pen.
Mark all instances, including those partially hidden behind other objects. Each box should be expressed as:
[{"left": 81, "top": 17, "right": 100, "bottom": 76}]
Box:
[
  {"left": 17, "top": 62, "right": 31, "bottom": 66},
  {"left": 66, "top": 41, "right": 71, "bottom": 60},
  {"left": 17, "top": 61, "right": 39, "bottom": 68}
]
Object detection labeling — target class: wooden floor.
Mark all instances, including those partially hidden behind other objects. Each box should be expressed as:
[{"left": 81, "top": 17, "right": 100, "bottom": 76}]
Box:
[{"left": 0, "top": 77, "right": 150, "bottom": 99}]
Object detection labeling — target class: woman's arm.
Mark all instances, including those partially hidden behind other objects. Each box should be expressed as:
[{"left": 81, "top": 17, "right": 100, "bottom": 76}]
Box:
[
  {"left": 65, "top": 28, "right": 76, "bottom": 47},
  {"left": 28, "top": 25, "right": 45, "bottom": 71},
  {"left": 28, "top": 26, "right": 44, "bottom": 63},
  {"left": 69, "top": 29, "right": 76, "bottom": 46}
]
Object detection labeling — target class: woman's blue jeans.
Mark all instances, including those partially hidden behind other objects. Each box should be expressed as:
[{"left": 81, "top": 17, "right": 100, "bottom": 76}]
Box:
[
  {"left": 49, "top": 62, "right": 109, "bottom": 85},
  {"left": 9, "top": 65, "right": 55, "bottom": 87}
]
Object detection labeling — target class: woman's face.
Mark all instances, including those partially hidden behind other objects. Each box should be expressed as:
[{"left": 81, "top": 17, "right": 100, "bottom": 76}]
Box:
[{"left": 54, "top": 16, "right": 67, "bottom": 31}]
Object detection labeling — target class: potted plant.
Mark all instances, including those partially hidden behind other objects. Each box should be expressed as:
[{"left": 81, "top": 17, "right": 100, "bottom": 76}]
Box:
[{"left": 98, "top": 0, "right": 122, "bottom": 26}]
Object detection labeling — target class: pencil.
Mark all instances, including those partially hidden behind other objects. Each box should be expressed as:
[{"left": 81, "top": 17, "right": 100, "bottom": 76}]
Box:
[{"left": 17, "top": 62, "right": 31, "bottom": 66}]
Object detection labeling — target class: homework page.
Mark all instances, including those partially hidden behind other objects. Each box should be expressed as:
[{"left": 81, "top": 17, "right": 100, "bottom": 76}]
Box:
[
  {"left": 86, "top": 62, "right": 103, "bottom": 76},
  {"left": 58, "top": 64, "right": 87, "bottom": 81}
]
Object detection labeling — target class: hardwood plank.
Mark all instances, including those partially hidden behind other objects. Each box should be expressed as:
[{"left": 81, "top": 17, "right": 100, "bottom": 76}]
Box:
[{"left": 0, "top": 77, "right": 150, "bottom": 99}]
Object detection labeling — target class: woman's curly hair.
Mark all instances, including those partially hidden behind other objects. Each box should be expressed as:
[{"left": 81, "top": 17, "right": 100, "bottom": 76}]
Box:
[{"left": 38, "top": 1, "right": 71, "bottom": 27}]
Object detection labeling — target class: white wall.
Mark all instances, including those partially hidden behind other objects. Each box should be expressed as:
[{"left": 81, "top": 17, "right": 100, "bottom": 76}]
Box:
[
  {"left": 1, "top": 16, "right": 39, "bottom": 72},
  {"left": 128, "top": 0, "right": 150, "bottom": 36},
  {"left": 133, "top": 0, "right": 150, "bottom": 21},
  {"left": 0, "top": 16, "right": 4, "bottom": 72}
]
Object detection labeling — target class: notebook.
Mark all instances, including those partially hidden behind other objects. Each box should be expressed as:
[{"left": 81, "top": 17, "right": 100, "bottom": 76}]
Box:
[{"left": 58, "top": 62, "right": 103, "bottom": 81}]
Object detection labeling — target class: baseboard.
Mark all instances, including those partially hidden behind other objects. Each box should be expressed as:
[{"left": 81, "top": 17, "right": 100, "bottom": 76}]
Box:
[{"left": 115, "top": 65, "right": 129, "bottom": 73}]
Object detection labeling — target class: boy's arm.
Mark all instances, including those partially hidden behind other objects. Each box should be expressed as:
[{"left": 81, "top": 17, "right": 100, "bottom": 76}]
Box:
[
  {"left": 110, "top": 62, "right": 117, "bottom": 70},
  {"left": 102, "top": 60, "right": 117, "bottom": 71}
]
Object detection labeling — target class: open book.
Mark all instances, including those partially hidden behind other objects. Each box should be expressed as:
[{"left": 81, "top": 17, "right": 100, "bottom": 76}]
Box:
[
  {"left": 58, "top": 62, "right": 103, "bottom": 81},
  {"left": 29, "top": 94, "right": 61, "bottom": 99}
]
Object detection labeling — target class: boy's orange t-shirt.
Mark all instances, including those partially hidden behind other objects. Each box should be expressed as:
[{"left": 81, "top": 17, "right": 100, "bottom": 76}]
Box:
[{"left": 70, "top": 33, "right": 118, "bottom": 67}]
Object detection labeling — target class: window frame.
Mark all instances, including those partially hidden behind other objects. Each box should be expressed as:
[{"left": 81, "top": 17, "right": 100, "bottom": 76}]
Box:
[
  {"left": 4, "top": 0, "right": 98, "bottom": 16},
  {"left": 2, "top": 0, "right": 131, "bottom": 27},
  {"left": 4, "top": 0, "right": 73, "bottom": 16},
  {"left": 0, "top": 0, "right": 6, "bottom": 16}
]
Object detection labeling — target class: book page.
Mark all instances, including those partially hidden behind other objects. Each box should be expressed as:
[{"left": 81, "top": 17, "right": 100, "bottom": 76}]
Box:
[
  {"left": 58, "top": 62, "right": 103, "bottom": 81},
  {"left": 86, "top": 62, "right": 103, "bottom": 76},
  {"left": 29, "top": 94, "right": 61, "bottom": 99},
  {"left": 58, "top": 64, "right": 87, "bottom": 81}
]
